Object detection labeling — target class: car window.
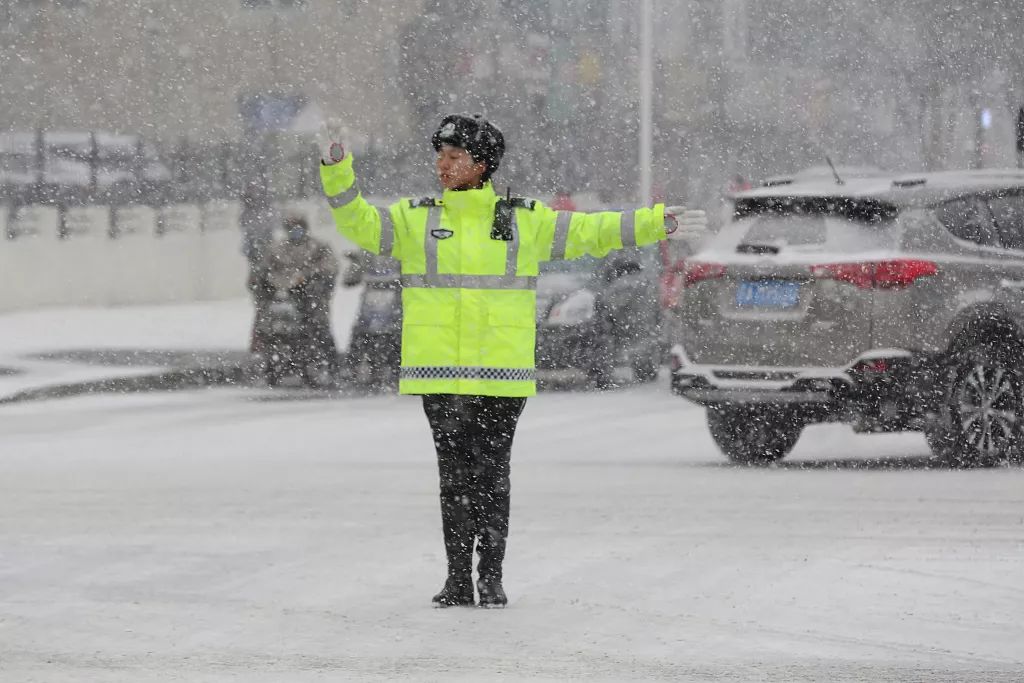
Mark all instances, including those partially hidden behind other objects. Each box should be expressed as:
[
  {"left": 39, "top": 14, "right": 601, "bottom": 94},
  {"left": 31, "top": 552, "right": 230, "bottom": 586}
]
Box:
[
  {"left": 987, "top": 194, "right": 1024, "bottom": 251},
  {"left": 934, "top": 198, "right": 997, "bottom": 246},
  {"left": 720, "top": 212, "right": 893, "bottom": 255},
  {"left": 617, "top": 245, "right": 659, "bottom": 269},
  {"left": 540, "top": 255, "right": 599, "bottom": 274},
  {"left": 541, "top": 246, "right": 658, "bottom": 274},
  {"left": 742, "top": 215, "right": 827, "bottom": 246}
]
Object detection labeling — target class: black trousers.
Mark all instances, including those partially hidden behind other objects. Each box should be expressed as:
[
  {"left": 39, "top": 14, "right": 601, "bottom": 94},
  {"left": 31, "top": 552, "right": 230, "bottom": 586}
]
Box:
[
  {"left": 422, "top": 394, "right": 527, "bottom": 582},
  {"left": 293, "top": 287, "right": 338, "bottom": 371}
]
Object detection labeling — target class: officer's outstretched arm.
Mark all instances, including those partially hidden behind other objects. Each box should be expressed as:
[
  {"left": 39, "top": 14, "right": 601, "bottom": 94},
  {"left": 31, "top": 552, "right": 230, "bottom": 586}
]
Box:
[
  {"left": 535, "top": 202, "right": 666, "bottom": 261},
  {"left": 320, "top": 156, "right": 402, "bottom": 260}
]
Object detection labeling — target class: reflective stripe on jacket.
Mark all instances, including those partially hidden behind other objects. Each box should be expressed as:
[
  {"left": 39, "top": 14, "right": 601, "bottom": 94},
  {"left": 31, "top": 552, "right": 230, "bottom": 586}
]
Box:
[{"left": 321, "top": 156, "right": 666, "bottom": 397}]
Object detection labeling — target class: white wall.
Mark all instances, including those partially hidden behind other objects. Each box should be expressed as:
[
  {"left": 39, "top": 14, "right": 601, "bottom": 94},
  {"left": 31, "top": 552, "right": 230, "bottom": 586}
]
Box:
[
  {"left": 0, "top": 200, "right": 354, "bottom": 313},
  {"left": 0, "top": 192, "right": 600, "bottom": 313}
]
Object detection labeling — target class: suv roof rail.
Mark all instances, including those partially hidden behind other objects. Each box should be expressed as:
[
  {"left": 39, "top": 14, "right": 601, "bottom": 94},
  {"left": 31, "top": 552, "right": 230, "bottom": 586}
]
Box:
[
  {"left": 892, "top": 177, "right": 926, "bottom": 188},
  {"left": 761, "top": 178, "right": 793, "bottom": 187}
]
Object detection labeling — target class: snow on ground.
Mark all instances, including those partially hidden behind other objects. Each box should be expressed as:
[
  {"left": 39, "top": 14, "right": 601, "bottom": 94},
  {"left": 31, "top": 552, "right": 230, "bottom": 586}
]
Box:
[
  {"left": 0, "top": 290, "right": 361, "bottom": 398},
  {"left": 0, "top": 300, "right": 1023, "bottom": 681}
]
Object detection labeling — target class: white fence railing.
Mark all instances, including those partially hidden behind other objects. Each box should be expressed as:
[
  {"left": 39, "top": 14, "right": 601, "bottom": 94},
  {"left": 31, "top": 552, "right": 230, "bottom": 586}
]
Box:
[{"left": 0, "top": 199, "right": 354, "bottom": 312}]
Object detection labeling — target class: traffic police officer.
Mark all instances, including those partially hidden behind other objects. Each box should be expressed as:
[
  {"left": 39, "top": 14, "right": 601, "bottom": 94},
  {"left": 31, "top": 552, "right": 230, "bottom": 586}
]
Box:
[{"left": 318, "top": 113, "right": 705, "bottom": 608}]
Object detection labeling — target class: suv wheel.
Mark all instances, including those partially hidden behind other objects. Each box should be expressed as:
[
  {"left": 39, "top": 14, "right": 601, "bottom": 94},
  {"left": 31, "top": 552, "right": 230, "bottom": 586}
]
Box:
[
  {"left": 706, "top": 405, "right": 803, "bottom": 465},
  {"left": 924, "top": 341, "right": 1023, "bottom": 467}
]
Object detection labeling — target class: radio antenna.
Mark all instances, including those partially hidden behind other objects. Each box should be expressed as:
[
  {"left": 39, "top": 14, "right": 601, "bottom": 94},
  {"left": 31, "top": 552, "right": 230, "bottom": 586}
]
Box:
[{"left": 825, "top": 155, "right": 845, "bottom": 186}]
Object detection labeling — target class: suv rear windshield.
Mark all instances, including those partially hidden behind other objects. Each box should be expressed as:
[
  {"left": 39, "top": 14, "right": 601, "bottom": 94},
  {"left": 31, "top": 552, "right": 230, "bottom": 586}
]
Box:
[
  {"left": 742, "top": 215, "right": 826, "bottom": 246},
  {"left": 731, "top": 196, "right": 897, "bottom": 250}
]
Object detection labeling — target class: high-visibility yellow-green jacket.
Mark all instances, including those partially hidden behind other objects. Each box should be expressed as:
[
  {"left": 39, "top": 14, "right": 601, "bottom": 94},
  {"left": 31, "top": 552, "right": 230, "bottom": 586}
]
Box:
[{"left": 321, "top": 156, "right": 666, "bottom": 397}]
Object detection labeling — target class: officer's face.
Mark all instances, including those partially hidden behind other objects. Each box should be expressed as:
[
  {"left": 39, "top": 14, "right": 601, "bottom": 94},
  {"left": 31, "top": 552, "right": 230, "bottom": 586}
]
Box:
[{"left": 436, "top": 144, "right": 487, "bottom": 190}]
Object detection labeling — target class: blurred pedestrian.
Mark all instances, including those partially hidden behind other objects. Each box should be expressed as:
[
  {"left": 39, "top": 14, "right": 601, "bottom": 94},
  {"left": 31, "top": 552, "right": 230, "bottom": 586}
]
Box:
[
  {"left": 240, "top": 181, "right": 276, "bottom": 354},
  {"left": 317, "top": 113, "right": 707, "bottom": 608},
  {"left": 264, "top": 215, "right": 340, "bottom": 377},
  {"left": 1016, "top": 106, "right": 1024, "bottom": 169}
]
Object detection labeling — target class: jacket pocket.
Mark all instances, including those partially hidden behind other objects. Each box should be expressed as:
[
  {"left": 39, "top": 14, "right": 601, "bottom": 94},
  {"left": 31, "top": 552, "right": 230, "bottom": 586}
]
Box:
[
  {"left": 485, "top": 305, "right": 535, "bottom": 368},
  {"left": 402, "top": 299, "right": 459, "bottom": 368}
]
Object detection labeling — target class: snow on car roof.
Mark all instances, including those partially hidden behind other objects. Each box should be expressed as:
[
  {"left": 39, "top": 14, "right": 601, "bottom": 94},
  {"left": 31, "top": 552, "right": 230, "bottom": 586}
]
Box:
[
  {"left": 735, "top": 168, "right": 1024, "bottom": 207},
  {"left": 761, "top": 165, "right": 888, "bottom": 186}
]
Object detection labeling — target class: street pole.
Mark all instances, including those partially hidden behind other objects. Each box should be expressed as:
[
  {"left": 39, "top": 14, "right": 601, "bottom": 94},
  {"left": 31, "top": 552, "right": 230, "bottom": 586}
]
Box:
[
  {"left": 970, "top": 90, "right": 983, "bottom": 170},
  {"left": 270, "top": 8, "right": 281, "bottom": 91},
  {"left": 639, "top": 0, "right": 653, "bottom": 205},
  {"left": 143, "top": 11, "right": 161, "bottom": 145}
]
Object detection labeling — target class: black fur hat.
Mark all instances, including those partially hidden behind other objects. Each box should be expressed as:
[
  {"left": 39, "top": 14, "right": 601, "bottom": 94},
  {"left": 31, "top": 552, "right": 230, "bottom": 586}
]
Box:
[{"left": 431, "top": 113, "right": 505, "bottom": 180}]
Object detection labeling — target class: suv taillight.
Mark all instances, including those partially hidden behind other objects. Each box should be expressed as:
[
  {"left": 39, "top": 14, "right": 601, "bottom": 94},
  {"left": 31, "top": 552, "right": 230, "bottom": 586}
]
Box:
[
  {"left": 683, "top": 261, "right": 726, "bottom": 287},
  {"left": 810, "top": 259, "right": 937, "bottom": 289}
]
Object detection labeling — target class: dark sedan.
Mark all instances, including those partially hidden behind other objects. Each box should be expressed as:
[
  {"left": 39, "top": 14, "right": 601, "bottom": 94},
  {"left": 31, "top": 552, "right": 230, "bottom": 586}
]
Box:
[{"left": 536, "top": 245, "right": 663, "bottom": 387}]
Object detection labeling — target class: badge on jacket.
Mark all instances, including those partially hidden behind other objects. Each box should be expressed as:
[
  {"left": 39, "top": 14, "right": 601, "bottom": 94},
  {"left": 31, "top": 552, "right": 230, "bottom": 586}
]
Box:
[{"left": 431, "top": 229, "right": 454, "bottom": 239}]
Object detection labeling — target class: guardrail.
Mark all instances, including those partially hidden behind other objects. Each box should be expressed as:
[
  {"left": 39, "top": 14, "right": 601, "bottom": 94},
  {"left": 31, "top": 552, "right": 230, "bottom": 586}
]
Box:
[
  {"left": 0, "top": 199, "right": 353, "bottom": 312},
  {"left": 0, "top": 190, "right": 608, "bottom": 312}
]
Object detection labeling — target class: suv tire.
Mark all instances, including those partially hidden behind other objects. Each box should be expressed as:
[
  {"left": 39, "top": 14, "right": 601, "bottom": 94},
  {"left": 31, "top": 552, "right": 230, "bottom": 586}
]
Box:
[
  {"left": 924, "top": 340, "right": 1024, "bottom": 467},
  {"left": 706, "top": 405, "right": 803, "bottom": 465}
]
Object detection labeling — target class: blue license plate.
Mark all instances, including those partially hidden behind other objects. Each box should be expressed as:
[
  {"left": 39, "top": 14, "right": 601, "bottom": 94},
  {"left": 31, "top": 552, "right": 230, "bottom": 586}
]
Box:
[{"left": 735, "top": 281, "right": 800, "bottom": 309}]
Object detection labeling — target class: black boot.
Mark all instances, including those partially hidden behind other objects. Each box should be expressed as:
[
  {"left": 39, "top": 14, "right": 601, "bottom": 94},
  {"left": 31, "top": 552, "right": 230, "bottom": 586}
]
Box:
[
  {"left": 476, "top": 575, "right": 507, "bottom": 608},
  {"left": 434, "top": 461, "right": 476, "bottom": 608},
  {"left": 471, "top": 397, "right": 524, "bottom": 610},
  {"left": 432, "top": 576, "right": 475, "bottom": 608},
  {"left": 423, "top": 396, "right": 478, "bottom": 608}
]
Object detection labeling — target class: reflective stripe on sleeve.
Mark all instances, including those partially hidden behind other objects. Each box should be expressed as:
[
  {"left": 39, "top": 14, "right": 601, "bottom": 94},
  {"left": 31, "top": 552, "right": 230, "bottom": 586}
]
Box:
[
  {"left": 424, "top": 206, "right": 441, "bottom": 276},
  {"left": 378, "top": 207, "right": 395, "bottom": 257},
  {"left": 400, "top": 366, "right": 535, "bottom": 382},
  {"left": 326, "top": 183, "right": 360, "bottom": 208},
  {"left": 505, "top": 215, "right": 521, "bottom": 281},
  {"left": 551, "top": 211, "right": 572, "bottom": 259},
  {"left": 620, "top": 210, "right": 637, "bottom": 248}
]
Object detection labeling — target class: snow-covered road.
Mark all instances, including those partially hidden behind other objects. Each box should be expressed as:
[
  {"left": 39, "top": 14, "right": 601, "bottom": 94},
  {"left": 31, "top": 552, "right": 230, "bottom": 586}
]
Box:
[
  {"left": 1, "top": 298, "right": 1022, "bottom": 680},
  {"left": 2, "top": 377, "right": 1023, "bottom": 681}
]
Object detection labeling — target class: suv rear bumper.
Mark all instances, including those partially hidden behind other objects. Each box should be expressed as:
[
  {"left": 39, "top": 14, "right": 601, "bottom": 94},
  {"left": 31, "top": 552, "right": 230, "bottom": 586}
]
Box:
[
  {"left": 669, "top": 345, "right": 935, "bottom": 430},
  {"left": 675, "top": 386, "right": 837, "bottom": 405}
]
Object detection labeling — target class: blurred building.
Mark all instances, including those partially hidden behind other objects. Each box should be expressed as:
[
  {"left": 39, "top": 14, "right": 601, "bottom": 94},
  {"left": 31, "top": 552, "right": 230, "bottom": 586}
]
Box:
[
  {"left": 653, "top": 0, "right": 1024, "bottom": 209},
  {"left": 0, "top": 1, "right": 408, "bottom": 143},
  {"left": 1, "top": 0, "right": 1021, "bottom": 209}
]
